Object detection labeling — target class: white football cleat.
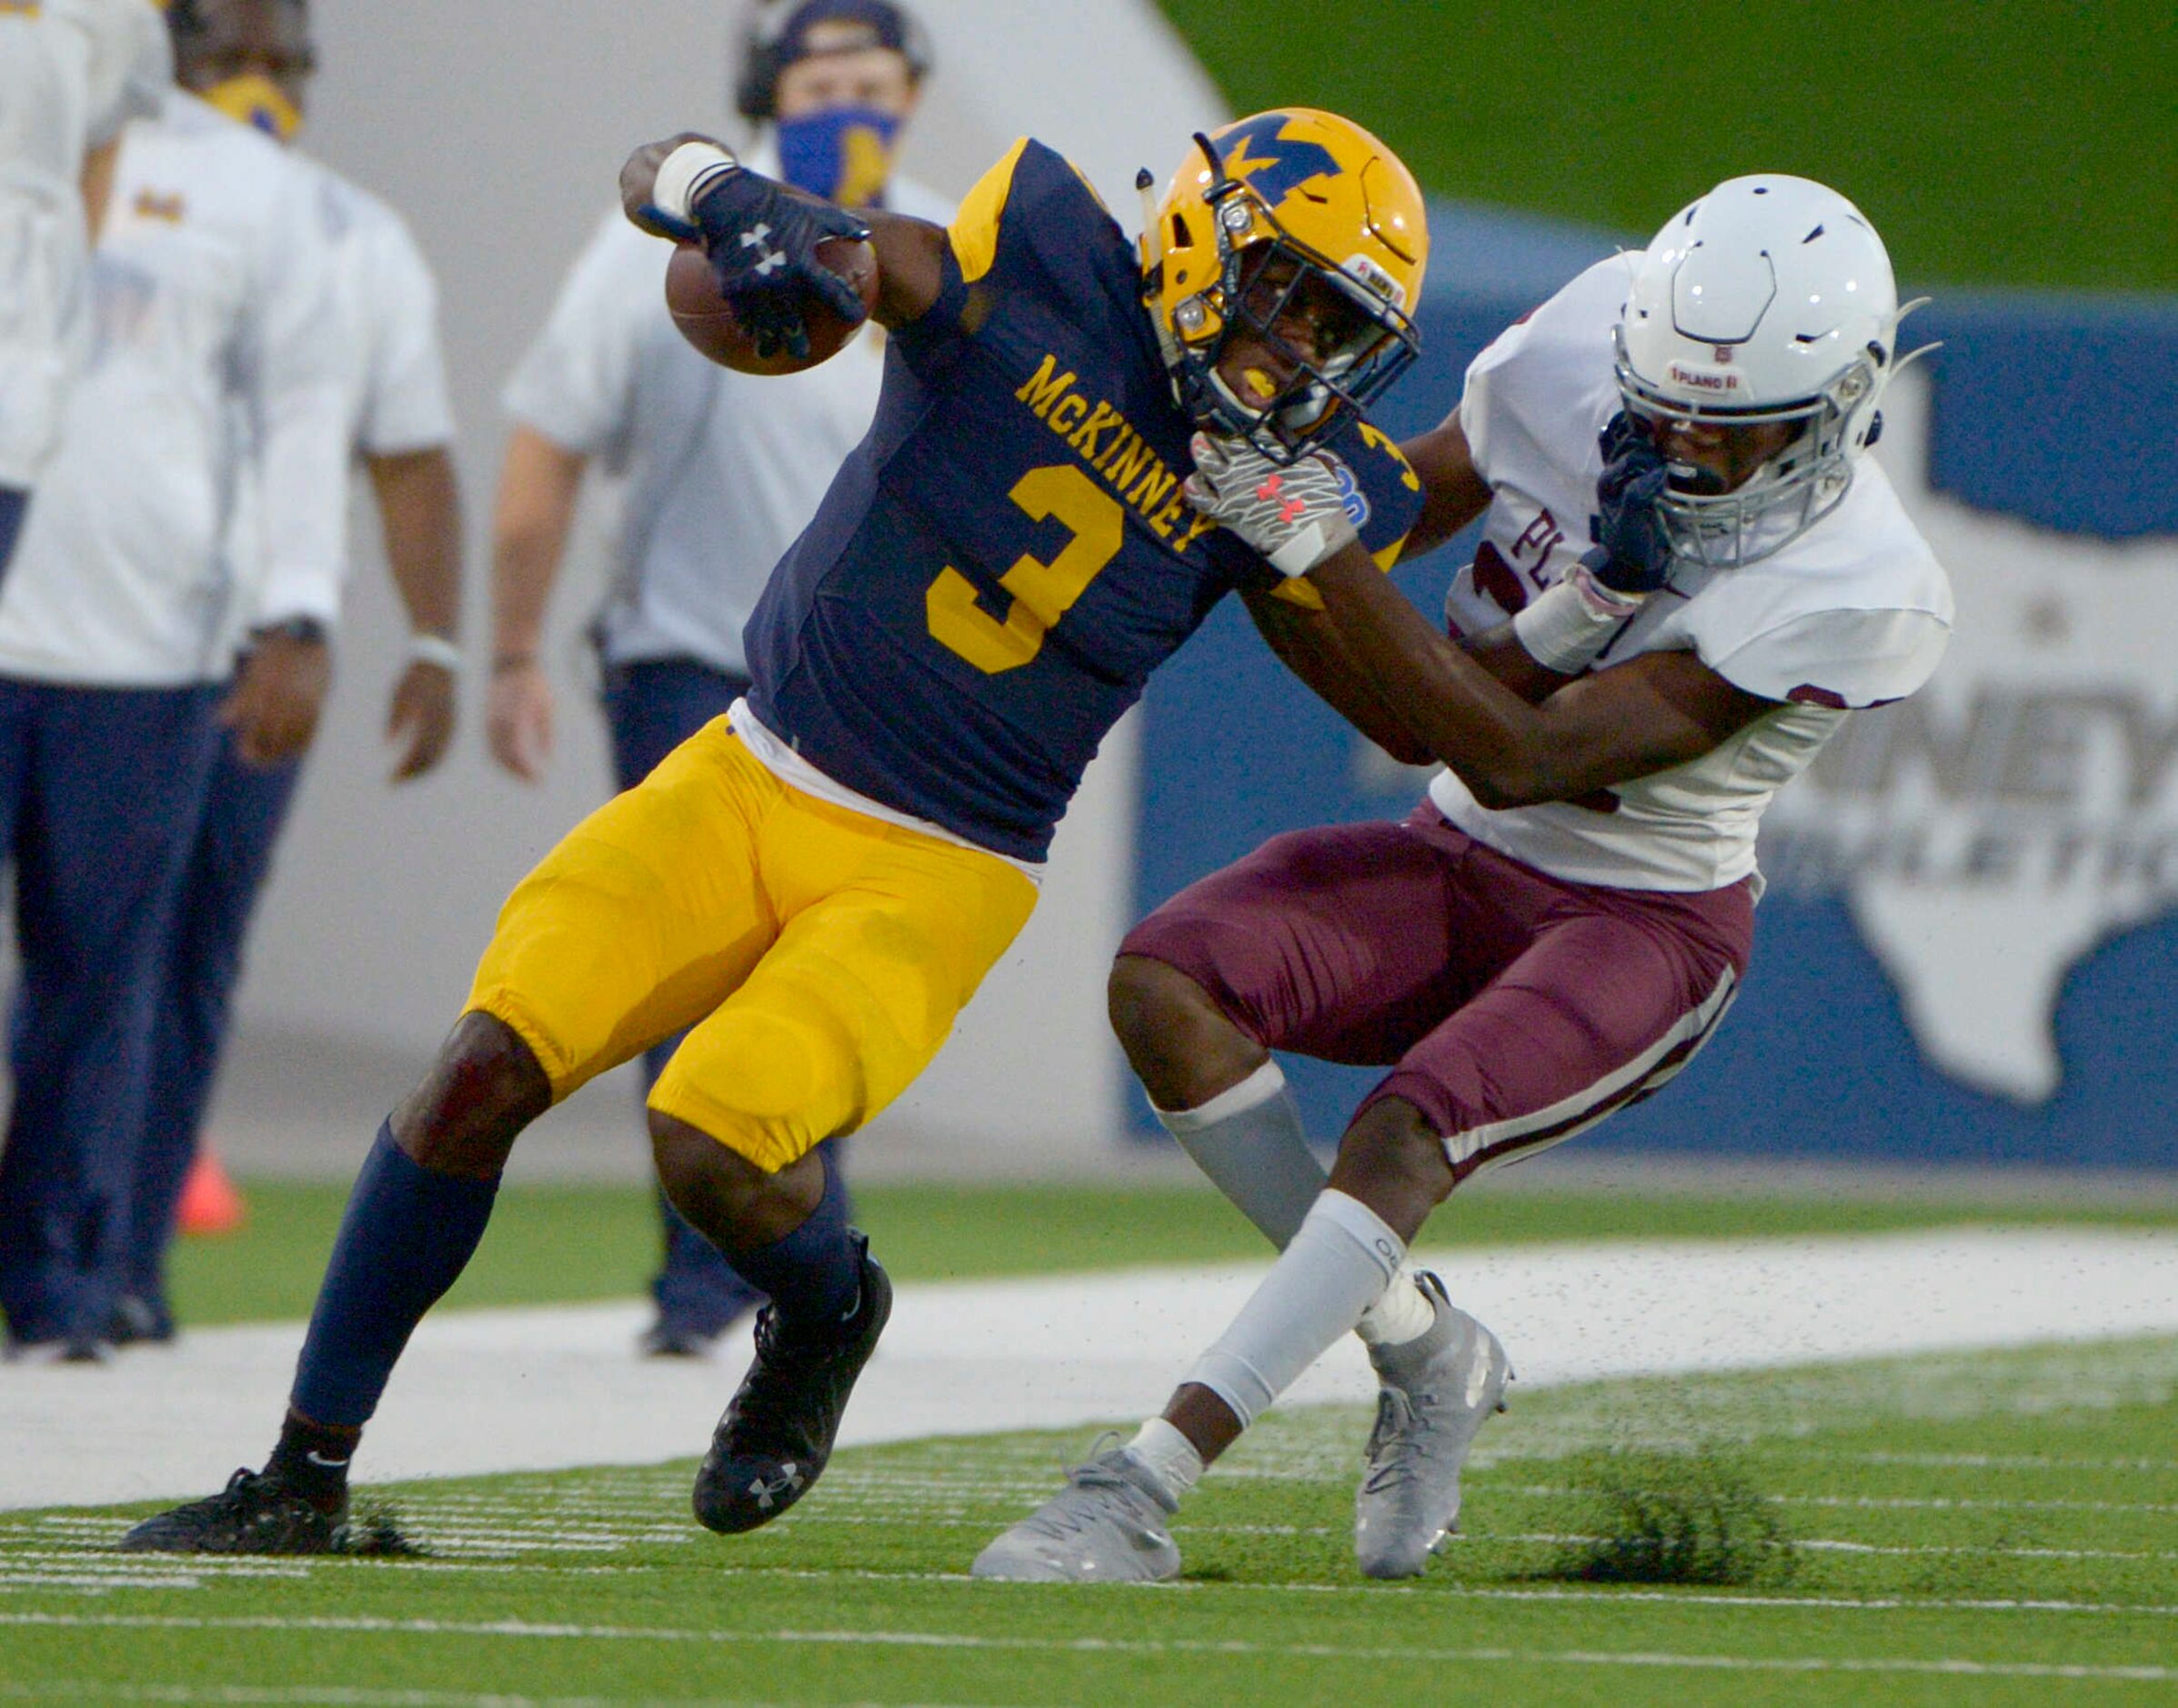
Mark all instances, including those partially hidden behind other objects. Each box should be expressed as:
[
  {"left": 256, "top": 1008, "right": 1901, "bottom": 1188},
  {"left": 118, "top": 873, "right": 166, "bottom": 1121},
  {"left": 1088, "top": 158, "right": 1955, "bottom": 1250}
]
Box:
[
  {"left": 971, "top": 1438, "right": 1181, "bottom": 1582},
  {"left": 1353, "top": 1271, "right": 1511, "bottom": 1579}
]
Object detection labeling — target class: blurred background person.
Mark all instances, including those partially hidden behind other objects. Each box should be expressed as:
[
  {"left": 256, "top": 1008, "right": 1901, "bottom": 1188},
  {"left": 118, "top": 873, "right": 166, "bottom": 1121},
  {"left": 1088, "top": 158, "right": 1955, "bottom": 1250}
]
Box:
[
  {"left": 487, "top": 0, "right": 948, "bottom": 1358},
  {"left": 110, "top": 0, "right": 466, "bottom": 1346},
  {"left": 0, "top": 0, "right": 169, "bottom": 574},
  {"left": 0, "top": 21, "right": 350, "bottom": 1361}
]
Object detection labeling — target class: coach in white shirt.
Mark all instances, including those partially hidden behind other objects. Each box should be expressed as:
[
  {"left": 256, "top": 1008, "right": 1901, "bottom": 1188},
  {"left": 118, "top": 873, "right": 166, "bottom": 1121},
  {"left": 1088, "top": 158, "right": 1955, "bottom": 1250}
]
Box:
[
  {"left": 108, "top": 0, "right": 467, "bottom": 1347},
  {"left": 0, "top": 68, "right": 351, "bottom": 1360},
  {"left": 488, "top": 0, "right": 950, "bottom": 1358},
  {"left": 0, "top": 0, "right": 169, "bottom": 571}
]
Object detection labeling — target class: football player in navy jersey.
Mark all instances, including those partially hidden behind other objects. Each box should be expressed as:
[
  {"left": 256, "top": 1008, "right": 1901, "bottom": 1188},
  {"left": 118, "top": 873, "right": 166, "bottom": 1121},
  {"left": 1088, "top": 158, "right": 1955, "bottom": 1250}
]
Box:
[{"left": 123, "top": 107, "right": 1438, "bottom": 1554}]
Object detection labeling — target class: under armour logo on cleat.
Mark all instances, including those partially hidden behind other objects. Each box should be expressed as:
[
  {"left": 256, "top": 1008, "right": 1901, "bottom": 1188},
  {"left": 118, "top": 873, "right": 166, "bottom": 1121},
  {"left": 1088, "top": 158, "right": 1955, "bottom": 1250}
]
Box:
[
  {"left": 747, "top": 1464, "right": 805, "bottom": 1512},
  {"left": 1280, "top": 496, "right": 1308, "bottom": 523},
  {"left": 1254, "top": 474, "right": 1283, "bottom": 502}
]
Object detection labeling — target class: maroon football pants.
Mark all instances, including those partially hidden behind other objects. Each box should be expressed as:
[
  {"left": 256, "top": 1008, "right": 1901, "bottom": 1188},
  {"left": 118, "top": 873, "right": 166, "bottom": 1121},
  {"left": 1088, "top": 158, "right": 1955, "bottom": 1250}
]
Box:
[{"left": 1123, "top": 806, "right": 1753, "bottom": 1180}]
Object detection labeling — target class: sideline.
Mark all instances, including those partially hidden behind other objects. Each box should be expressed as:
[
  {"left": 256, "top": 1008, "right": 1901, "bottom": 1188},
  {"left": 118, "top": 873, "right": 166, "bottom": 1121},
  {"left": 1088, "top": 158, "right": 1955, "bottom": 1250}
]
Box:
[{"left": 4, "top": 1226, "right": 2175, "bottom": 1511}]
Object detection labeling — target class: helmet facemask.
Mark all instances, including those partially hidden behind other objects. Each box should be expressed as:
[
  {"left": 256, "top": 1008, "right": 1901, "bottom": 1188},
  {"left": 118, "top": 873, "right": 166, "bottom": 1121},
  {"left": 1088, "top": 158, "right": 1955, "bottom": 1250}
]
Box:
[
  {"left": 1144, "top": 130, "right": 1421, "bottom": 464},
  {"left": 1614, "top": 327, "right": 1886, "bottom": 569}
]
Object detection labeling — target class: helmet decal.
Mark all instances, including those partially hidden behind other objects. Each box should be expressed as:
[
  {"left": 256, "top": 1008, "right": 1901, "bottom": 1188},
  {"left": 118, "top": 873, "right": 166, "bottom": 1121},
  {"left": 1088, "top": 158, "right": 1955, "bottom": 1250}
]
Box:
[
  {"left": 1341, "top": 253, "right": 1409, "bottom": 313},
  {"left": 1663, "top": 361, "right": 1746, "bottom": 396},
  {"left": 1216, "top": 115, "right": 1341, "bottom": 206}
]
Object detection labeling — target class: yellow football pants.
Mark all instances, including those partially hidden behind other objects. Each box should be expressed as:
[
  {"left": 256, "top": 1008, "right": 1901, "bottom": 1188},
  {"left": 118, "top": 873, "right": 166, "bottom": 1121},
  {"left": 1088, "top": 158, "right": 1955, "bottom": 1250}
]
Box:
[{"left": 466, "top": 719, "right": 1039, "bottom": 1172}]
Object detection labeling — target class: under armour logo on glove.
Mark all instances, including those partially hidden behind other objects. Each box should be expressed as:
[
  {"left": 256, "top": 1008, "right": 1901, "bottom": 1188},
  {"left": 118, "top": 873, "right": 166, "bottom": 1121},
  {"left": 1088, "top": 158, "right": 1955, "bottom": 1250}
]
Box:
[
  {"left": 689, "top": 173, "right": 871, "bottom": 360},
  {"left": 1187, "top": 432, "right": 1360, "bottom": 578},
  {"left": 1251, "top": 471, "right": 1311, "bottom": 525},
  {"left": 738, "top": 223, "right": 789, "bottom": 278}
]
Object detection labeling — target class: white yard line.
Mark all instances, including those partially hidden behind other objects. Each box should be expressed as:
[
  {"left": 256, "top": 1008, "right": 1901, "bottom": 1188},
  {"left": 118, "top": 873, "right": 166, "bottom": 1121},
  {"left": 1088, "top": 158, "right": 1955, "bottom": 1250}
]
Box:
[
  {"left": 2, "top": 1226, "right": 2175, "bottom": 1512},
  {"left": 30, "top": 1576, "right": 2176, "bottom": 1620},
  {"left": 0, "top": 1615, "right": 2174, "bottom": 1685},
  {"left": 0, "top": 1688, "right": 1015, "bottom": 1708}
]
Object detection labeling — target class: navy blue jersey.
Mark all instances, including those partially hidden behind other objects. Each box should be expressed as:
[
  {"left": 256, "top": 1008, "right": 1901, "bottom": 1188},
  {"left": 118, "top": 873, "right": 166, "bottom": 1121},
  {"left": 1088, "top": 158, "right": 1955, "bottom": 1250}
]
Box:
[{"left": 745, "top": 139, "right": 1422, "bottom": 861}]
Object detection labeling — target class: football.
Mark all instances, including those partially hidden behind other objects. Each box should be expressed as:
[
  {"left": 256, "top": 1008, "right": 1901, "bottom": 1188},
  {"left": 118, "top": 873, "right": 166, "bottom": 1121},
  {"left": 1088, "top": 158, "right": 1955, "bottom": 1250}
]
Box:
[{"left": 664, "top": 236, "right": 878, "bottom": 376}]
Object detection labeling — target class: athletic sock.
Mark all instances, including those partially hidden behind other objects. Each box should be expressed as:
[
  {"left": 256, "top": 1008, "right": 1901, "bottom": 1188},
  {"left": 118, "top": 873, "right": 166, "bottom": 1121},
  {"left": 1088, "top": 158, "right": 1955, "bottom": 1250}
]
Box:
[
  {"left": 1154, "top": 1061, "right": 1325, "bottom": 1247},
  {"left": 1154, "top": 1068, "right": 1434, "bottom": 1350},
  {"left": 1124, "top": 1416, "right": 1203, "bottom": 1501},
  {"left": 266, "top": 1414, "right": 361, "bottom": 1513},
  {"left": 288, "top": 1123, "right": 500, "bottom": 1429},
  {"left": 1185, "top": 1190, "right": 1406, "bottom": 1429},
  {"left": 722, "top": 1146, "right": 860, "bottom": 1339}
]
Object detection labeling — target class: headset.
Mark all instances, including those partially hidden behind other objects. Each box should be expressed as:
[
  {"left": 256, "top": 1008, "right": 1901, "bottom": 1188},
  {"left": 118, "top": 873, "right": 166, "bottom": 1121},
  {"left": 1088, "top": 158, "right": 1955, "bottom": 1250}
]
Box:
[{"left": 734, "top": 0, "right": 931, "bottom": 124}]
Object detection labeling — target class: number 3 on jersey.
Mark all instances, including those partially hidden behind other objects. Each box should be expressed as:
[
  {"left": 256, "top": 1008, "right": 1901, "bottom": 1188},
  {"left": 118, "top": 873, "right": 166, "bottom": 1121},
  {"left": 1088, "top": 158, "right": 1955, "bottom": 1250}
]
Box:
[{"left": 926, "top": 464, "right": 1123, "bottom": 674}]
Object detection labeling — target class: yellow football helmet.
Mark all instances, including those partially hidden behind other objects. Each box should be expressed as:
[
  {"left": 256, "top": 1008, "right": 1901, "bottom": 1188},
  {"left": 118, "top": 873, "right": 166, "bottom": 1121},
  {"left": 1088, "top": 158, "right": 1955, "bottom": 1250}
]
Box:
[{"left": 1139, "top": 107, "right": 1428, "bottom": 460}]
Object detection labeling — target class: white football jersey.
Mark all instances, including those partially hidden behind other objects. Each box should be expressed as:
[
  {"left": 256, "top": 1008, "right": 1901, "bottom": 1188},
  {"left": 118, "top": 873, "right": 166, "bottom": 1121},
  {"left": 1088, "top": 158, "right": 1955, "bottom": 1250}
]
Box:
[
  {"left": 314, "top": 166, "right": 453, "bottom": 459},
  {"left": 0, "top": 0, "right": 169, "bottom": 487},
  {"left": 217, "top": 154, "right": 455, "bottom": 653},
  {"left": 0, "top": 88, "right": 350, "bottom": 686},
  {"left": 501, "top": 149, "right": 953, "bottom": 677},
  {"left": 1431, "top": 256, "right": 1954, "bottom": 893}
]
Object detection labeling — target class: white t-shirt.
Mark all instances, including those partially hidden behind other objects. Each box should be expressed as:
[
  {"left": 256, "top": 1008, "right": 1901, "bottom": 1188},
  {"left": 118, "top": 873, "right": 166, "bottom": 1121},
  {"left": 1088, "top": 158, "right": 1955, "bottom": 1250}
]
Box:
[
  {"left": 0, "top": 89, "right": 350, "bottom": 687},
  {"left": 1431, "top": 256, "right": 1954, "bottom": 893},
  {"left": 501, "top": 153, "right": 952, "bottom": 676},
  {"left": 216, "top": 154, "right": 455, "bottom": 657},
  {"left": 0, "top": 0, "right": 169, "bottom": 487}
]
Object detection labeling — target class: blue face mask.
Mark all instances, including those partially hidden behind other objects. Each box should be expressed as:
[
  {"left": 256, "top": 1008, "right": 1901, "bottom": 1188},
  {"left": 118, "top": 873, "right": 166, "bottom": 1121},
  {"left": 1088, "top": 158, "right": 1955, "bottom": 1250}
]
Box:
[{"left": 775, "top": 105, "right": 901, "bottom": 206}]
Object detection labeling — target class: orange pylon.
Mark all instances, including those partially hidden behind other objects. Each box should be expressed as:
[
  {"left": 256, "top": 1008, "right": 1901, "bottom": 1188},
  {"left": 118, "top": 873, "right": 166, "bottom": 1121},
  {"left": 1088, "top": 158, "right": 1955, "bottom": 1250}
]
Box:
[{"left": 177, "top": 1148, "right": 247, "bottom": 1236}]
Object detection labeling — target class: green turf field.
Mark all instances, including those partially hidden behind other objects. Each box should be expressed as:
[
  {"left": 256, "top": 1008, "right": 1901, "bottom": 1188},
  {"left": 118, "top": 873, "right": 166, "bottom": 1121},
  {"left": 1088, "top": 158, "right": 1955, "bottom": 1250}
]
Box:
[
  {"left": 166, "top": 1178, "right": 2178, "bottom": 1327},
  {"left": 1154, "top": 0, "right": 2176, "bottom": 293},
  {"left": 5, "top": 1334, "right": 2173, "bottom": 1704}
]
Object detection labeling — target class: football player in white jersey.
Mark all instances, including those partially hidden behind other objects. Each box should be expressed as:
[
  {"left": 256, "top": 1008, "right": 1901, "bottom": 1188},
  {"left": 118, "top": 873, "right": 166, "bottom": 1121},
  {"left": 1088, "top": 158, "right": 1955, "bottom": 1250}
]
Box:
[
  {"left": 111, "top": 0, "right": 466, "bottom": 1347},
  {"left": 0, "top": 0, "right": 169, "bottom": 570},
  {"left": 977, "top": 175, "right": 1953, "bottom": 1583}
]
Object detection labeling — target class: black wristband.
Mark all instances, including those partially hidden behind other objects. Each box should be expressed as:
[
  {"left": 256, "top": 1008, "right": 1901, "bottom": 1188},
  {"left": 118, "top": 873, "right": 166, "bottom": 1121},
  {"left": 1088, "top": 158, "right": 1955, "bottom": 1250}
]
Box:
[{"left": 251, "top": 616, "right": 329, "bottom": 647}]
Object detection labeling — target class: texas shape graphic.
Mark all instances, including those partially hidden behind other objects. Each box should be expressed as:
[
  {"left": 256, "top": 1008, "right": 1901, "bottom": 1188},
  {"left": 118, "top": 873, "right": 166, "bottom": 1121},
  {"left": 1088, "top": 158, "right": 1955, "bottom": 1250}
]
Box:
[{"left": 1761, "top": 372, "right": 2178, "bottom": 1103}]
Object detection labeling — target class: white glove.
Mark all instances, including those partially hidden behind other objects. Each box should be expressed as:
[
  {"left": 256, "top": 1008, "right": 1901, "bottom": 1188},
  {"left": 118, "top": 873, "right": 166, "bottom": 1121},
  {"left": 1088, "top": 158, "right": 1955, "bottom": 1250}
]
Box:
[{"left": 1184, "top": 432, "right": 1360, "bottom": 578}]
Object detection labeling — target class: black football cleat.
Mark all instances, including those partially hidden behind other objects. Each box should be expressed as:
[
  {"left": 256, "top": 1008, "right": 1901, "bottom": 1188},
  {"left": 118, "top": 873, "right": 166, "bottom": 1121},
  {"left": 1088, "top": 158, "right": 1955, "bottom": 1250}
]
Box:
[
  {"left": 119, "top": 1468, "right": 345, "bottom": 1555},
  {"left": 692, "top": 1232, "right": 891, "bottom": 1533}
]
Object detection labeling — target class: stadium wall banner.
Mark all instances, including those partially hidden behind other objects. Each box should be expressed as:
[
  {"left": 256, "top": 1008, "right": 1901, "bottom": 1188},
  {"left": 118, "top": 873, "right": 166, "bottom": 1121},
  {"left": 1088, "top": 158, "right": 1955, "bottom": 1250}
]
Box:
[{"left": 1131, "top": 278, "right": 2178, "bottom": 1169}]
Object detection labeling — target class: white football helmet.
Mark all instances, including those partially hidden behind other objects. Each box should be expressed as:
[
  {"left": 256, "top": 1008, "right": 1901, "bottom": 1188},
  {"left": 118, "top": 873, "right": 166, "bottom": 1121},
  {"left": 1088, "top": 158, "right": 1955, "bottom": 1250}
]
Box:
[{"left": 1615, "top": 174, "right": 1926, "bottom": 569}]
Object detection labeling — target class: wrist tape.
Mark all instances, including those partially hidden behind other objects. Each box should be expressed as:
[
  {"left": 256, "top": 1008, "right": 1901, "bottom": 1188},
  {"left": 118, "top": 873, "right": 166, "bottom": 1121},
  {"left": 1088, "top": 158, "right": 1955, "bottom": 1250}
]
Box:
[
  {"left": 1268, "top": 518, "right": 1351, "bottom": 578},
  {"left": 652, "top": 142, "right": 740, "bottom": 224},
  {"left": 1511, "top": 565, "right": 1646, "bottom": 675}
]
